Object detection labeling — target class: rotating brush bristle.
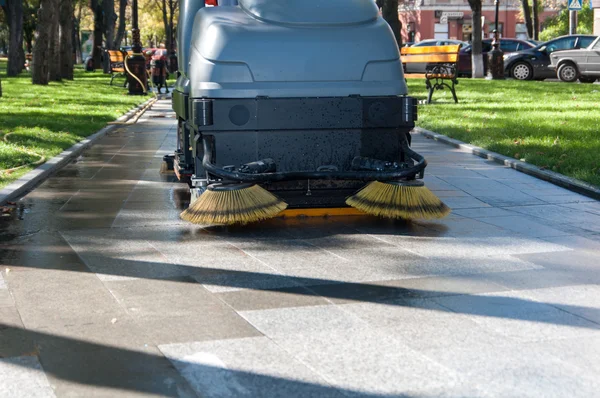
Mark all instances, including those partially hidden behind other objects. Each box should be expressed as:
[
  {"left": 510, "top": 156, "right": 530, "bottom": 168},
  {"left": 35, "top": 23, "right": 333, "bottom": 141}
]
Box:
[
  {"left": 346, "top": 180, "right": 450, "bottom": 220},
  {"left": 181, "top": 183, "right": 288, "bottom": 225}
]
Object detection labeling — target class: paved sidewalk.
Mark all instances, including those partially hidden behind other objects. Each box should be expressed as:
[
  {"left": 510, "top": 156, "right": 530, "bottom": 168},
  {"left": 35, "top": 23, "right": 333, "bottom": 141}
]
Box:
[{"left": 1, "top": 99, "right": 600, "bottom": 397}]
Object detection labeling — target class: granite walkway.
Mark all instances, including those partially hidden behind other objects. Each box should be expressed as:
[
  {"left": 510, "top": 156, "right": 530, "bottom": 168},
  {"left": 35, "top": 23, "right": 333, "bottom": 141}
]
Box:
[{"left": 1, "top": 99, "right": 600, "bottom": 397}]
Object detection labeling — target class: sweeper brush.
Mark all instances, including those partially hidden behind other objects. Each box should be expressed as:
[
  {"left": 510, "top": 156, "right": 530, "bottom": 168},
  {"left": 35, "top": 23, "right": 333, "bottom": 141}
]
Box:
[
  {"left": 171, "top": 0, "right": 450, "bottom": 225},
  {"left": 346, "top": 181, "right": 451, "bottom": 220},
  {"left": 180, "top": 183, "right": 287, "bottom": 225}
]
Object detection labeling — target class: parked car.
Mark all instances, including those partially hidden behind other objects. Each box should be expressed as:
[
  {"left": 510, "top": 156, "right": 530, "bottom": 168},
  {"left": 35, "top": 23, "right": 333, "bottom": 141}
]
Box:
[
  {"left": 504, "top": 34, "right": 598, "bottom": 80},
  {"left": 404, "top": 39, "right": 468, "bottom": 73},
  {"left": 549, "top": 36, "right": 600, "bottom": 83},
  {"left": 525, "top": 39, "right": 542, "bottom": 46},
  {"left": 457, "top": 38, "right": 535, "bottom": 76}
]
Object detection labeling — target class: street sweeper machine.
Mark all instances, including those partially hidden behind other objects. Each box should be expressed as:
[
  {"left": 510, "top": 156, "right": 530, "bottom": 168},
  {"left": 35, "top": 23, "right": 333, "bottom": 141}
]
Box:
[{"left": 169, "top": 0, "right": 451, "bottom": 225}]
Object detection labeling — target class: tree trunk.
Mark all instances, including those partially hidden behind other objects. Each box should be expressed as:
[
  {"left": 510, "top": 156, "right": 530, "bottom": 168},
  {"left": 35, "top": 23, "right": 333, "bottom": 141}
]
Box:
[
  {"left": 532, "top": 0, "right": 539, "bottom": 40},
  {"left": 74, "top": 1, "right": 82, "bottom": 64},
  {"left": 168, "top": 0, "right": 176, "bottom": 54},
  {"left": 6, "top": 0, "right": 25, "bottom": 76},
  {"left": 48, "top": 1, "right": 61, "bottom": 82},
  {"left": 468, "top": 0, "right": 484, "bottom": 78},
  {"left": 103, "top": 0, "right": 117, "bottom": 49},
  {"left": 32, "top": 0, "right": 53, "bottom": 84},
  {"left": 379, "top": 0, "right": 402, "bottom": 48},
  {"left": 114, "top": 0, "right": 127, "bottom": 49},
  {"left": 521, "top": 0, "right": 533, "bottom": 38},
  {"left": 90, "top": 0, "right": 103, "bottom": 68},
  {"left": 59, "top": 0, "right": 74, "bottom": 79}
]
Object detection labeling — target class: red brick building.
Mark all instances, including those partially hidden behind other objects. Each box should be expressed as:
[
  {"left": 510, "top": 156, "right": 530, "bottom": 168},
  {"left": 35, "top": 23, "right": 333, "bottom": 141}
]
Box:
[{"left": 398, "top": 0, "right": 559, "bottom": 43}]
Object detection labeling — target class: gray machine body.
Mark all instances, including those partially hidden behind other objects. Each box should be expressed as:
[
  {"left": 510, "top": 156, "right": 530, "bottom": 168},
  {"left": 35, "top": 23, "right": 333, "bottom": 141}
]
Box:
[
  {"left": 187, "top": 0, "right": 407, "bottom": 99},
  {"left": 172, "top": 0, "right": 417, "bottom": 208}
]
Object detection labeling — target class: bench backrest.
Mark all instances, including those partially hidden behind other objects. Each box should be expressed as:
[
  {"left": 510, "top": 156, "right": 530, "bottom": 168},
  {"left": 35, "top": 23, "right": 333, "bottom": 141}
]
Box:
[
  {"left": 108, "top": 50, "right": 126, "bottom": 73},
  {"left": 400, "top": 45, "right": 460, "bottom": 64}
]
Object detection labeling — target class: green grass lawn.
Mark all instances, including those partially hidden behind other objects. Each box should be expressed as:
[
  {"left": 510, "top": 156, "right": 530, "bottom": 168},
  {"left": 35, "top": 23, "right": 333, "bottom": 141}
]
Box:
[
  {"left": 0, "top": 58, "right": 147, "bottom": 188},
  {"left": 407, "top": 78, "right": 600, "bottom": 187}
]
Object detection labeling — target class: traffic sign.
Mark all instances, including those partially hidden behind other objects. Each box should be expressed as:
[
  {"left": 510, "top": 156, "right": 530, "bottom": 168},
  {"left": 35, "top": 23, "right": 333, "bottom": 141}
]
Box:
[{"left": 568, "top": 0, "right": 582, "bottom": 10}]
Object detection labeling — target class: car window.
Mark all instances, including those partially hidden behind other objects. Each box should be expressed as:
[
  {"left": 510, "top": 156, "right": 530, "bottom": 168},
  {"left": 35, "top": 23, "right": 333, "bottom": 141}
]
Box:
[
  {"left": 593, "top": 39, "right": 600, "bottom": 49},
  {"left": 578, "top": 37, "right": 596, "bottom": 48},
  {"left": 414, "top": 41, "right": 437, "bottom": 47},
  {"left": 482, "top": 42, "right": 493, "bottom": 52},
  {"left": 501, "top": 40, "right": 519, "bottom": 52},
  {"left": 546, "top": 37, "right": 577, "bottom": 53}
]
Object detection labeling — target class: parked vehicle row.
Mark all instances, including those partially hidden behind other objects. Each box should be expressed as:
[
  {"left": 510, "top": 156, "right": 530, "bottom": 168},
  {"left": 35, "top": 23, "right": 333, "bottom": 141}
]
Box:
[
  {"left": 457, "top": 38, "right": 535, "bottom": 76},
  {"left": 404, "top": 35, "right": 599, "bottom": 83},
  {"left": 549, "top": 36, "right": 600, "bottom": 83},
  {"left": 504, "top": 34, "right": 597, "bottom": 81}
]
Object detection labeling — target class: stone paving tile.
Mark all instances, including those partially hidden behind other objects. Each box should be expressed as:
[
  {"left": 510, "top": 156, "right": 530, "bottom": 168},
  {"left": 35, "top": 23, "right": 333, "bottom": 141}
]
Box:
[
  {"left": 515, "top": 249, "right": 600, "bottom": 277},
  {"left": 370, "top": 234, "right": 569, "bottom": 259},
  {"left": 105, "top": 277, "right": 248, "bottom": 320},
  {"left": 39, "top": 344, "right": 197, "bottom": 398},
  {"left": 159, "top": 336, "right": 345, "bottom": 398},
  {"left": 339, "top": 297, "right": 510, "bottom": 351},
  {"left": 0, "top": 307, "right": 36, "bottom": 358},
  {"left": 523, "top": 335, "right": 600, "bottom": 376},
  {"left": 507, "top": 204, "right": 600, "bottom": 228},
  {"left": 419, "top": 338, "right": 600, "bottom": 398},
  {"left": 560, "top": 200, "right": 600, "bottom": 215},
  {"left": 434, "top": 195, "right": 491, "bottom": 209},
  {"left": 256, "top": 323, "right": 477, "bottom": 397},
  {"left": 230, "top": 239, "right": 350, "bottom": 270},
  {"left": 482, "top": 268, "right": 590, "bottom": 292},
  {"left": 510, "top": 284, "right": 600, "bottom": 324},
  {"left": 476, "top": 215, "right": 568, "bottom": 238},
  {"left": 215, "top": 286, "right": 331, "bottom": 311},
  {"left": 539, "top": 234, "right": 600, "bottom": 253},
  {"left": 7, "top": 267, "right": 129, "bottom": 331},
  {"left": 452, "top": 207, "right": 518, "bottom": 218},
  {"left": 0, "top": 356, "right": 56, "bottom": 398},
  {"left": 431, "top": 290, "right": 600, "bottom": 343},
  {"left": 415, "top": 216, "right": 513, "bottom": 238}
]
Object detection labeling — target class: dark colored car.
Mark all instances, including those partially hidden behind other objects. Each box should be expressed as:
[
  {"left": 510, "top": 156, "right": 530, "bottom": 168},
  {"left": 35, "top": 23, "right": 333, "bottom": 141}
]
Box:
[
  {"left": 457, "top": 38, "right": 534, "bottom": 76},
  {"left": 504, "top": 34, "right": 598, "bottom": 80}
]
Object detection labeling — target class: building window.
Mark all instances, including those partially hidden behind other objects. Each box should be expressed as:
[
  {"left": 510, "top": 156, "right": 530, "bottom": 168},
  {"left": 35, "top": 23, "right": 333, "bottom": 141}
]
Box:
[
  {"left": 515, "top": 23, "right": 528, "bottom": 40},
  {"left": 434, "top": 23, "right": 449, "bottom": 39},
  {"left": 488, "top": 22, "right": 504, "bottom": 38}
]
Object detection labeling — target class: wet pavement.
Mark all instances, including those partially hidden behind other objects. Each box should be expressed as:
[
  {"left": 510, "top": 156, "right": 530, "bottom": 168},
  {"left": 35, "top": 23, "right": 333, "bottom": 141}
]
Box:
[{"left": 1, "top": 99, "right": 600, "bottom": 397}]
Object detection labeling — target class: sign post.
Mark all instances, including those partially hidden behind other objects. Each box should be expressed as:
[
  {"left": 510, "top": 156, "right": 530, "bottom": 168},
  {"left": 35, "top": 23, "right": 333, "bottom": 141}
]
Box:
[{"left": 569, "top": 0, "right": 582, "bottom": 35}]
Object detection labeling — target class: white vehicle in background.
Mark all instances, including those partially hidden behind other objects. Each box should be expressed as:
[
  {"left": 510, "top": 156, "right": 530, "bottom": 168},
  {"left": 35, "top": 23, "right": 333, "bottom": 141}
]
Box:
[{"left": 550, "top": 36, "right": 600, "bottom": 83}]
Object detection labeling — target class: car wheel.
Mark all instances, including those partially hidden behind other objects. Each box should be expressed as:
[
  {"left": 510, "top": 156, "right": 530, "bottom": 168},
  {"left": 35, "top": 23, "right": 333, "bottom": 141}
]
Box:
[
  {"left": 511, "top": 62, "right": 533, "bottom": 80},
  {"left": 579, "top": 76, "right": 597, "bottom": 83},
  {"left": 557, "top": 63, "right": 579, "bottom": 83}
]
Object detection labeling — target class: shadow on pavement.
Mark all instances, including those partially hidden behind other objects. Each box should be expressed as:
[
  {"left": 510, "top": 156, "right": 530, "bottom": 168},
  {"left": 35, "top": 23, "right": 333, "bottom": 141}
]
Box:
[{"left": 0, "top": 324, "right": 412, "bottom": 398}]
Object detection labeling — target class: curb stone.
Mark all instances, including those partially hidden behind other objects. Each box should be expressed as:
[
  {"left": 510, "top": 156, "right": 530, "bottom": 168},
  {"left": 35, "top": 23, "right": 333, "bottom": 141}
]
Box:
[
  {"left": 414, "top": 127, "right": 600, "bottom": 201},
  {"left": 0, "top": 97, "right": 156, "bottom": 205}
]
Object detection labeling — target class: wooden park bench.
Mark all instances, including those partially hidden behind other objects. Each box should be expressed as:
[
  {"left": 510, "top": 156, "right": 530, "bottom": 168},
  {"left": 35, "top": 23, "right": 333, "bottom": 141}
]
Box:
[
  {"left": 107, "top": 50, "right": 128, "bottom": 87},
  {"left": 401, "top": 45, "right": 460, "bottom": 104}
]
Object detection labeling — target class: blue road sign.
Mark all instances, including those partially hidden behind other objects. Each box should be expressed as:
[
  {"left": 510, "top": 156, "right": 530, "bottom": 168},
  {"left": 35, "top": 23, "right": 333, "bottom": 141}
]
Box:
[{"left": 569, "top": 0, "right": 582, "bottom": 10}]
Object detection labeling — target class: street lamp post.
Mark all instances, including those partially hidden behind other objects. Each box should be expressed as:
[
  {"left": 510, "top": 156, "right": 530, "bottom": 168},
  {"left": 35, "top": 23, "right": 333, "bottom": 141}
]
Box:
[
  {"left": 487, "top": 0, "right": 504, "bottom": 79},
  {"left": 127, "top": 0, "right": 148, "bottom": 95}
]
